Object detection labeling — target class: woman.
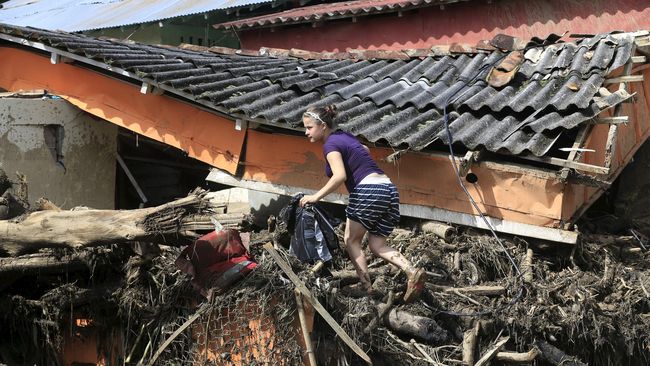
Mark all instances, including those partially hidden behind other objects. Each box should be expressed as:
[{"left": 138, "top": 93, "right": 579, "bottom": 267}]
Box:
[{"left": 299, "top": 105, "right": 425, "bottom": 303}]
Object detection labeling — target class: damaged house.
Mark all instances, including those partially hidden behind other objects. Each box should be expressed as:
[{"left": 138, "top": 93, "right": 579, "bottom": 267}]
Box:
[{"left": 1, "top": 0, "right": 650, "bottom": 365}]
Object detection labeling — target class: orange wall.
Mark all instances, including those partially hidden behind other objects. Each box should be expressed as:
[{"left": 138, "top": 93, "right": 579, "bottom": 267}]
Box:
[
  {"left": 240, "top": 0, "right": 650, "bottom": 51},
  {"left": 244, "top": 130, "right": 565, "bottom": 227},
  {"left": 0, "top": 47, "right": 245, "bottom": 174}
]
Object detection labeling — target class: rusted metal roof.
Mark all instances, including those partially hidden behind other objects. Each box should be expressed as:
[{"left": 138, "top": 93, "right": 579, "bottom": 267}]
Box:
[
  {"left": 215, "top": 0, "right": 470, "bottom": 30},
  {"left": 0, "top": 23, "right": 637, "bottom": 159},
  {"left": 0, "top": 0, "right": 275, "bottom": 32}
]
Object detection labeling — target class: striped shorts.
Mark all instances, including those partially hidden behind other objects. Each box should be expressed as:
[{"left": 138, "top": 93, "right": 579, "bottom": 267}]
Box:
[{"left": 346, "top": 181, "right": 400, "bottom": 237}]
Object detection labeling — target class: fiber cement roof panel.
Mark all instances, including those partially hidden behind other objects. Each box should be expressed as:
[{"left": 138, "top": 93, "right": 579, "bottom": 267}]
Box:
[{"left": 0, "top": 23, "right": 636, "bottom": 158}]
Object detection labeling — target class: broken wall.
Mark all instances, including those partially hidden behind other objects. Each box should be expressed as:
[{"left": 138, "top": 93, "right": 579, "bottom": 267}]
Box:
[{"left": 0, "top": 97, "right": 117, "bottom": 209}]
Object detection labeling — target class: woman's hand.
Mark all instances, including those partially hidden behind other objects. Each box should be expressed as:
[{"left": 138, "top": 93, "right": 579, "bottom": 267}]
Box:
[{"left": 299, "top": 194, "right": 320, "bottom": 207}]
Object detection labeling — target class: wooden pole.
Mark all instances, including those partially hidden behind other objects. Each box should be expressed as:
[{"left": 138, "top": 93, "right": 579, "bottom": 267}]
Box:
[{"left": 295, "top": 289, "right": 318, "bottom": 366}]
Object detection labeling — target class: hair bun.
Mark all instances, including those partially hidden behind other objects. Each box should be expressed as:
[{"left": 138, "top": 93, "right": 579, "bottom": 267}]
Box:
[{"left": 323, "top": 104, "right": 337, "bottom": 120}]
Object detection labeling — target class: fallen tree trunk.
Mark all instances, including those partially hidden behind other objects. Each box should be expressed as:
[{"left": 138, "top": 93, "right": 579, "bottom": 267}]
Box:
[{"left": 0, "top": 189, "right": 238, "bottom": 256}]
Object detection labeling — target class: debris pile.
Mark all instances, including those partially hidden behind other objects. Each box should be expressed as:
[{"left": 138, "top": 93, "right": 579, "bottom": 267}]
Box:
[{"left": 0, "top": 174, "right": 649, "bottom": 365}]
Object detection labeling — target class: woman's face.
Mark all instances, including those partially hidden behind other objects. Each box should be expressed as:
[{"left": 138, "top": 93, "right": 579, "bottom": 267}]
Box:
[{"left": 303, "top": 116, "right": 326, "bottom": 143}]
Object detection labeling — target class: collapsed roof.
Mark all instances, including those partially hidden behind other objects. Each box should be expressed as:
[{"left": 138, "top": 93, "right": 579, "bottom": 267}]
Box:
[{"left": 0, "top": 23, "right": 636, "bottom": 159}]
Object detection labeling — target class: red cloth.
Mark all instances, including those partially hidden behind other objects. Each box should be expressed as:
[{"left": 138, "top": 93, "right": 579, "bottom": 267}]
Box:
[{"left": 175, "top": 229, "right": 257, "bottom": 297}]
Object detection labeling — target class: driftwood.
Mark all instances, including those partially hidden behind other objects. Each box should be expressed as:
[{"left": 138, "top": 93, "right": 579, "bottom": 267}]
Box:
[
  {"left": 0, "top": 189, "right": 248, "bottom": 256},
  {"left": 378, "top": 303, "right": 448, "bottom": 343}
]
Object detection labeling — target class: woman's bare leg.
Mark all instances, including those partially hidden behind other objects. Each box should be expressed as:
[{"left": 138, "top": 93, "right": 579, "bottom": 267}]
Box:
[
  {"left": 367, "top": 233, "right": 416, "bottom": 275},
  {"left": 344, "top": 218, "right": 372, "bottom": 289}
]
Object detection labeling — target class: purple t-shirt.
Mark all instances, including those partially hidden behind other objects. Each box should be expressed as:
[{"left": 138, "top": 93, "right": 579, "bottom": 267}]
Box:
[{"left": 323, "top": 131, "right": 384, "bottom": 192}]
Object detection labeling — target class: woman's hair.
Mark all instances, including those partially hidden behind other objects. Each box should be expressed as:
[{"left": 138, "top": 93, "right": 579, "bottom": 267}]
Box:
[{"left": 304, "top": 105, "right": 337, "bottom": 129}]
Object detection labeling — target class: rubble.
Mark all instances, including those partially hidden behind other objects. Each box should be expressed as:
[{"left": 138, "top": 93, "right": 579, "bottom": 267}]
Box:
[{"left": 0, "top": 172, "right": 649, "bottom": 365}]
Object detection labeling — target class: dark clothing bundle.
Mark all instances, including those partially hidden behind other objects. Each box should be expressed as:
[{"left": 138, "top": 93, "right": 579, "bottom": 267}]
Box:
[{"left": 279, "top": 194, "right": 341, "bottom": 263}]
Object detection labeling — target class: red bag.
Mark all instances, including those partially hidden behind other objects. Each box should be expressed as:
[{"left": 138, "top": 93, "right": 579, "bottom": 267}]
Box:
[{"left": 175, "top": 229, "right": 257, "bottom": 297}]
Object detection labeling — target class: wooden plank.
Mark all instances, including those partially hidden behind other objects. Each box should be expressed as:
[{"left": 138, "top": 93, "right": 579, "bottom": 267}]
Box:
[
  {"left": 263, "top": 243, "right": 373, "bottom": 364},
  {"left": 603, "top": 75, "right": 644, "bottom": 84},
  {"left": 605, "top": 43, "right": 636, "bottom": 170},
  {"left": 591, "top": 116, "right": 629, "bottom": 124},
  {"left": 603, "top": 124, "right": 619, "bottom": 169},
  {"left": 116, "top": 154, "right": 148, "bottom": 206},
  {"left": 566, "top": 125, "right": 592, "bottom": 162},
  {"left": 632, "top": 56, "right": 646, "bottom": 63},
  {"left": 520, "top": 155, "right": 609, "bottom": 175},
  {"left": 559, "top": 124, "right": 592, "bottom": 180}
]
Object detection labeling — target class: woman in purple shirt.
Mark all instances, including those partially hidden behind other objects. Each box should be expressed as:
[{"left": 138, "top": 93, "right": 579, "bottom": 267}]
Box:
[{"left": 299, "top": 105, "right": 425, "bottom": 303}]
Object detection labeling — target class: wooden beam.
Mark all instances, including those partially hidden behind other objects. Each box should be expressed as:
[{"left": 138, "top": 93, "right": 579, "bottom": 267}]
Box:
[{"left": 263, "top": 243, "right": 373, "bottom": 364}]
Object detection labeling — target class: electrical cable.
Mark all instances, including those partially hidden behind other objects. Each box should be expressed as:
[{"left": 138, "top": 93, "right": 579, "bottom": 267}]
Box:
[{"left": 428, "top": 42, "right": 554, "bottom": 316}]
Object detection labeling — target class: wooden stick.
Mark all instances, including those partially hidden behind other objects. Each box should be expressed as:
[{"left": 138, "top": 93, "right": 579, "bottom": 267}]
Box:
[
  {"left": 462, "top": 321, "right": 480, "bottom": 366},
  {"left": 311, "top": 260, "right": 325, "bottom": 274},
  {"left": 263, "top": 243, "right": 372, "bottom": 364},
  {"left": 453, "top": 252, "right": 461, "bottom": 271},
  {"left": 496, "top": 348, "right": 540, "bottom": 362},
  {"left": 475, "top": 336, "right": 509, "bottom": 366},
  {"left": 523, "top": 249, "right": 534, "bottom": 284},
  {"left": 410, "top": 339, "right": 436, "bottom": 364},
  {"left": 295, "top": 289, "right": 317, "bottom": 366},
  {"left": 146, "top": 305, "right": 209, "bottom": 366}
]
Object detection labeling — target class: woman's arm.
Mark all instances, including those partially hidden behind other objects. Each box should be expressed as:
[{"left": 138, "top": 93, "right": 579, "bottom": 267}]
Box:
[{"left": 299, "top": 151, "right": 346, "bottom": 206}]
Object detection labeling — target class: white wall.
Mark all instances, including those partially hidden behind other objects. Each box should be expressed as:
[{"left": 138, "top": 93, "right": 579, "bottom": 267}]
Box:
[{"left": 0, "top": 97, "right": 118, "bottom": 209}]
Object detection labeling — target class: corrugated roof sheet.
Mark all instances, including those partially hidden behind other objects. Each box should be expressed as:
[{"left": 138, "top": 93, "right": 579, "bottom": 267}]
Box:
[
  {"left": 0, "top": 24, "right": 636, "bottom": 158},
  {"left": 0, "top": 0, "right": 274, "bottom": 32},
  {"left": 215, "top": 0, "right": 469, "bottom": 30}
]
